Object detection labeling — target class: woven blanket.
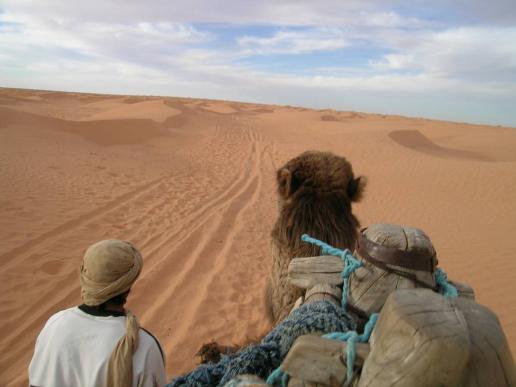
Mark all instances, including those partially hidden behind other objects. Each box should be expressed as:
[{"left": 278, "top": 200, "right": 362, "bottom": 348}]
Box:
[{"left": 167, "top": 300, "right": 356, "bottom": 387}]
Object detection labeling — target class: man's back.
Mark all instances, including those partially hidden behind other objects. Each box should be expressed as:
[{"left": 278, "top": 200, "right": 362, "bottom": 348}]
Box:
[{"left": 29, "top": 306, "right": 167, "bottom": 387}]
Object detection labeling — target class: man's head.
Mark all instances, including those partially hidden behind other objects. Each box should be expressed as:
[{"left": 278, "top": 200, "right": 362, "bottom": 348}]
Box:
[{"left": 80, "top": 240, "right": 143, "bottom": 307}]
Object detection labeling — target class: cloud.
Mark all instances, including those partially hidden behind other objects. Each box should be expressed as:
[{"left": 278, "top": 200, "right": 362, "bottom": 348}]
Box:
[
  {"left": 0, "top": 1, "right": 410, "bottom": 27},
  {"left": 416, "top": 27, "right": 516, "bottom": 83},
  {"left": 366, "top": 26, "right": 516, "bottom": 89},
  {"left": 370, "top": 54, "right": 415, "bottom": 70},
  {"left": 0, "top": 10, "right": 211, "bottom": 75},
  {"left": 3, "top": 0, "right": 515, "bottom": 29},
  {"left": 238, "top": 29, "right": 349, "bottom": 55},
  {"left": 425, "top": 0, "right": 516, "bottom": 25},
  {"left": 1, "top": 1, "right": 516, "bottom": 126},
  {"left": 4, "top": 0, "right": 515, "bottom": 28}
]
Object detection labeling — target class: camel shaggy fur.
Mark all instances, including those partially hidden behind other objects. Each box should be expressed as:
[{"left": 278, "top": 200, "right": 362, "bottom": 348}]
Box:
[{"left": 267, "top": 150, "right": 365, "bottom": 323}]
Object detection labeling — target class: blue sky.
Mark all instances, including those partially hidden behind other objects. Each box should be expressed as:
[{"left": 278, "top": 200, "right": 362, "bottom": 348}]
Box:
[{"left": 1, "top": 1, "right": 515, "bottom": 126}]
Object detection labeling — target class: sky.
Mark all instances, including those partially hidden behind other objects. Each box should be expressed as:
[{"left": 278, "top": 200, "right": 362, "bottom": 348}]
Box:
[{"left": 1, "top": 1, "right": 516, "bottom": 127}]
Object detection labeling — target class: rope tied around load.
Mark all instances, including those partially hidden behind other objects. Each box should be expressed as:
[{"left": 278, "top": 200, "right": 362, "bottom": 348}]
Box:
[
  {"left": 323, "top": 313, "right": 379, "bottom": 386},
  {"left": 300, "top": 234, "right": 378, "bottom": 386},
  {"left": 435, "top": 267, "right": 458, "bottom": 298},
  {"left": 267, "top": 235, "right": 369, "bottom": 387},
  {"left": 266, "top": 367, "right": 289, "bottom": 387},
  {"left": 267, "top": 234, "right": 458, "bottom": 387},
  {"left": 301, "top": 234, "right": 362, "bottom": 308}
]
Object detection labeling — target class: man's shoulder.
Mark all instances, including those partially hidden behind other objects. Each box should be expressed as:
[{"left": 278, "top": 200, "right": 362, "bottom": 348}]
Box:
[
  {"left": 139, "top": 327, "right": 165, "bottom": 362},
  {"left": 35, "top": 307, "right": 83, "bottom": 346},
  {"left": 44, "top": 307, "right": 78, "bottom": 328}
]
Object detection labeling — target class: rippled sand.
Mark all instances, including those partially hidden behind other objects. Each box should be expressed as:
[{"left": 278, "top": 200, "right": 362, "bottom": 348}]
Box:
[{"left": 1, "top": 88, "right": 515, "bottom": 386}]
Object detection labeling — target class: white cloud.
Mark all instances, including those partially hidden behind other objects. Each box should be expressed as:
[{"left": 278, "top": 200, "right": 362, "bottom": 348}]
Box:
[
  {"left": 238, "top": 29, "right": 349, "bottom": 55},
  {"left": 1, "top": 1, "right": 516, "bottom": 125},
  {"left": 0, "top": 1, "right": 423, "bottom": 27},
  {"left": 3, "top": 0, "right": 515, "bottom": 27},
  {"left": 0, "top": 10, "right": 212, "bottom": 79},
  {"left": 416, "top": 27, "right": 516, "bottom": 82},
  {"left": 365, "top": 27, "right": 516, "bottom": 87},
  {"left": 370, "top": 54, "right": 416, "bottom": 70}
]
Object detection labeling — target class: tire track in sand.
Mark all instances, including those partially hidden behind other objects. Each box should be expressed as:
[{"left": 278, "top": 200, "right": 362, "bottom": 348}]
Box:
[
  {"left": 138, "top": 122, "right": 264, "bottom": 358},
  {"left": 0, "top": 172, "right": 197, "bottom": 377},
  {"left": 0, "top": 174, "right": 172, "bottom": 272},
  {"left": 182, "top": 121, "right": 269, "bottom": 342},
  {"left": 1, "top": 115, "right": 265, "bottom": 384},
  {"left": 0, "top": 118, "right": 248, "bottom": 353},
  {"left": 131, "top": 119, "right": 260, "bottom": 275},
  {"left": 1, "top": 117, "right": 251, "bottom": 337},
  {"left": 140, "top": 124, "right": 260, "bottom": 303}
]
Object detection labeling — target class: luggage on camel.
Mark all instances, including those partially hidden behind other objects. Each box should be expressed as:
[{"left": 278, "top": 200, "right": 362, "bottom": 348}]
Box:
[
  {"left": 271, "top": 224, "right": 516, "bottom": 387},
  {"left": 169, "top": 224, "right": 516, "bottom": 387}
]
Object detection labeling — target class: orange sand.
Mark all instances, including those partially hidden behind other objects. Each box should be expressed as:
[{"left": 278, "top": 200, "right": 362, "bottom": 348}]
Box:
[{"left": 1, "top": 87, "right": 515, "bottom": 386}]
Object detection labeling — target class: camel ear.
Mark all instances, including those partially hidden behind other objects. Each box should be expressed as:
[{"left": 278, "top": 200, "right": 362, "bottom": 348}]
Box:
[
  {"left": 347, "top": 176, "right": 366, "bottom": 202},
  {"left": 277, "top": 168, "right": 293, "bottom": 198}
]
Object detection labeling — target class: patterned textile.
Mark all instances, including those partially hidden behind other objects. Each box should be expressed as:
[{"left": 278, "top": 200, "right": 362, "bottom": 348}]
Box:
[{"left": 167, "top": 301, "right": 356, "bottom": 387}]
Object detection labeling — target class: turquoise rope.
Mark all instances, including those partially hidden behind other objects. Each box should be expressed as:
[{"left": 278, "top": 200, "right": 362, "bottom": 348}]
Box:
[
  {"left": 267, "top": 235, "right": 367, "bottom": 386},
  {"left": 301, "top": 234, "right": 362, "bottom": 308},
  {"left": 300, "top": 234, "right": 378, "bottom": 386},
  {"left": 323, "top": 313, "right": 379, "bottom": 386},
  {"left": 435, "top": 268, "right": 458, "bottom": 298},
  {"left": 266, "top": 367, "right": 289, "bottom": 387},
  {"left": 295, "top": 234, "right": 457, "bottom": 386},
  {"left": 281, "top": 370, "right": 289, "bottom": 386},
  {"left": 266, "top": 313, "right": 378, "bottom": 387}
]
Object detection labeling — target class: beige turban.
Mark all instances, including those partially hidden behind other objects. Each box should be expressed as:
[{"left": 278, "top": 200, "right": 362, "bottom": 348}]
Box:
[{"left": 80, "top": 239, "right": 143, "bottom": 387}]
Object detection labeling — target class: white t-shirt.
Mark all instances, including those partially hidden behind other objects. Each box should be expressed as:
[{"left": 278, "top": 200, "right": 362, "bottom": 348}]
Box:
[{"left": 29, "top": 306, "right": 168, "bottom": 387}]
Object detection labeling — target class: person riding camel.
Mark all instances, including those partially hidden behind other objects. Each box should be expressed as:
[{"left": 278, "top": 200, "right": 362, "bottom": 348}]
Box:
[{"left": 29, "top": 240, "right": 167, "bottom": 387}]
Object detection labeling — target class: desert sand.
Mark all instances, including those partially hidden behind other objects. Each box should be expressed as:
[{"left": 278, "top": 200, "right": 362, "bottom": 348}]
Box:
[{"left": 1, "top": 87, "right": 515, "bottom": 386}]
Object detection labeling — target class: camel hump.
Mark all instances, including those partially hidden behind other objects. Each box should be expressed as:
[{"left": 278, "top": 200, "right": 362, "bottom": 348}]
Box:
[{"left": 358, "top": 288, "right": 516, "bottom": 387}]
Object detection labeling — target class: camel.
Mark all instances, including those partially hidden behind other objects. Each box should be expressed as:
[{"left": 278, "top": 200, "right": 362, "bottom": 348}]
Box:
[
  {"left": 267, "top": 150, "right": 365, "bottom": 323},
  {"left": 196, "top": 150, "right": 365, "bottom": 362}
]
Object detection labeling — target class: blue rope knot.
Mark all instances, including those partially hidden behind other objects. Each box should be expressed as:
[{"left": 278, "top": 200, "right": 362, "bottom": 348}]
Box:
[
  {"left": 266, "top": 367, "right": 289, "bottom": 387},
  {"left": 267, "top": 313, "right": 379, "bottom": 387},
  {"left": 294, "top": 234, "right": 457, "bottom": 386},
  {"left": 301, "top": 234, "right": 363, "bottom": 308},
  {"left": 267, "top": 236, "right": 378, "bottom": 387},
  {"left": 435, "top": 268, "right": 458, "bottom": 298},
  {"left": 323, "top": 313, "right": 379, "bottom": 386}
]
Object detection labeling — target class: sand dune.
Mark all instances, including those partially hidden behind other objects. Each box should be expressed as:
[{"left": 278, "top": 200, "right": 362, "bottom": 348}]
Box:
[
  {"left": 1, "top": 106, "right": 168, "bottom": 146},
  {"left": 1, "top": 87, "right": 515, "bottom": 386},
  {"left": 82, "top": 99, "right": 182, "bottom": 122},
  {"left": 389, "top": 129, "right": 493, "bottom": 161}
]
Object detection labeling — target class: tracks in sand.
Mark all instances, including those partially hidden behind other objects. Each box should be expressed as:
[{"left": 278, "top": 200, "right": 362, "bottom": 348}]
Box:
[{"left": 0, "top": 115, "right": 275, "bottom": 384}]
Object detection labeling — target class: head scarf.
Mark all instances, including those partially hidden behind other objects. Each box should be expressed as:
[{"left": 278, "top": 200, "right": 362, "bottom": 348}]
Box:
[{"left": 80, "top": 239, "right": 143, "bottom": 387}]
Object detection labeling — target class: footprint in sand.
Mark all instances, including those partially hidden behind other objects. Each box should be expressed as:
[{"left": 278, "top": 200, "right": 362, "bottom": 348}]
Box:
[{"left": 39, "top": 260, "right": 66, "bottom": 275}]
